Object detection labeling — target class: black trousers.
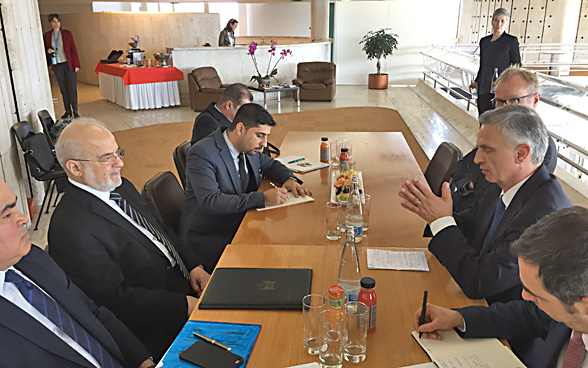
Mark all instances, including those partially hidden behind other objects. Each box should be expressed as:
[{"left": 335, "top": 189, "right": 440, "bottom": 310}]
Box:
[
  {"left": 54, "top": 62, "right": 78, "bottom": 114},
  {"left": 477, "top": 93, "right": 494, "bottom": 115}
]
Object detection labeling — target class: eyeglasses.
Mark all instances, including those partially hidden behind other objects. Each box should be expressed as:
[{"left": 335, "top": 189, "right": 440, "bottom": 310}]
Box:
[
  {"left": 491, "top": 93, "right": 535, "bottom": 108},
  {"left": 73, "top": 148, "right": 125, "bottom": 164}
]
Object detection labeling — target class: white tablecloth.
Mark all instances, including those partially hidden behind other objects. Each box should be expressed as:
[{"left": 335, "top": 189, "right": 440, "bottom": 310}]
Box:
[{"left": 98, "top": 72, "right": 180, "bottom": 110}]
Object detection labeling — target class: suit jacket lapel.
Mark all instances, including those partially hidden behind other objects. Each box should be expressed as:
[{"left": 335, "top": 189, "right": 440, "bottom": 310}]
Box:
[
  {"left": 65, "top": 182, "right": 168, "bottom": 261},
  {"left": 486, "top": 165, "right": 549, "bottom": 248},
  {"left": 0, "top": 297, "right": 94, "bottom": 367},
  {"left": 1, "top": 249, "right": 124, "bottom": 366},
  {"left": 214, "top": 130, "right": 243, "bottom": 193}
]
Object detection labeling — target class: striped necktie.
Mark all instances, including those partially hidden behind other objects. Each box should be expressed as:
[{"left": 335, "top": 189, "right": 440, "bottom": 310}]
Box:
[
  {"left": 5, "top": 270, "right": 122, "bottom": 368},
  {"left": 110, "top": 192, "right": 190, "bottom": 280},
  {"left": 563, "top": 330, "right": 587, "bottom": 368}
]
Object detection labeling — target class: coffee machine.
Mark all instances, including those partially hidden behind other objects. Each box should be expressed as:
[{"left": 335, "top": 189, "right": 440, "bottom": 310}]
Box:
[{"left": 127, "top": 35, "right": 144, "bottom": 66}]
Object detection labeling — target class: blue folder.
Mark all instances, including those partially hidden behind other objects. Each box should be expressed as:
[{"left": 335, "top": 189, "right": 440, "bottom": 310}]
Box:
[{"left": 158, "top": 320, "right": 261, "bottom": 367}]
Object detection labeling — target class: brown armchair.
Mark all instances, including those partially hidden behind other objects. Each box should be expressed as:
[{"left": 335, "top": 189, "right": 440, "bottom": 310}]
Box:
[
  {"left": 292, "top": 62, "right": 336, "bottom": 101},
  {"left": 188, "top": 67, "right": 230, "bottom": 111}
]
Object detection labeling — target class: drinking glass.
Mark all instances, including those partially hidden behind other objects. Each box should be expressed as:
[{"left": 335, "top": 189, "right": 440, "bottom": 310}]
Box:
[
  {"left": 318, "top": 310, "right": 344, "bottom": 368},
  {"left": 326, "top": 202, "right": 342, "bottom": 241},
  {"left": 330, "top": 138, "right": 340, "bottom": 170},
  {"left": 303, "top": 294, "right": 327, "bottom": 355},
  {"left": 362, "top": 194, "right": 371, "bottom": 231},
  {"left": 343, "top": 302, "right": 368, "bottom": 363}
]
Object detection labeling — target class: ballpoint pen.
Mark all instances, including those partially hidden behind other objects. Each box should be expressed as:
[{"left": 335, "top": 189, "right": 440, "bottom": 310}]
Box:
[
  {"left": 193, "top": 332, "right": 231, "bottom": 351},
  {"left": 418, "top": 290, "right": 428, "bottom": 338},
  {"left": 269, "top": 182, "right": 278, "bottom": 189},
  {"left": 287, "top": 157, "right": 305, "bottom": 164}
]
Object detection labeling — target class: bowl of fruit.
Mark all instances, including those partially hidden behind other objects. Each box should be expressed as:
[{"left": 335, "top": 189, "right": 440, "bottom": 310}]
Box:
[{"left": 332, "top": 169, "right": 364, "bottom": 203}]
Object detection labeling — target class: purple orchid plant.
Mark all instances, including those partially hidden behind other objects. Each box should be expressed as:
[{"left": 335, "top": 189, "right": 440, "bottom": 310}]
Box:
[{"left": 247, "top": 40, "right": 293, "bottom": 85}]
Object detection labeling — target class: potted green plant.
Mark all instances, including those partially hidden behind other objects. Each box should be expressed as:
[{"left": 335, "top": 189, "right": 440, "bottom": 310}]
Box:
[{"left": 359, "top": 28, "right": 398, "bottom": 89}]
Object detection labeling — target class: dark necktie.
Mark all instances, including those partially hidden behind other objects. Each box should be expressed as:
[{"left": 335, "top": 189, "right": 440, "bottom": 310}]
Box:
[
  {"left": 110, "top": 192, "right": 190, "bottom": 280},
  {"left": 562, "top": 330, "right": 586, "bottom": 368},
  {"left": 238, "top": 153, "right": 250, "bottom": 192},
  {"left": 5, "top": 270, "right": 122, "bottom": 368},
  {"left": 482, "top": 196, "right": 506, "bottom": 254}
]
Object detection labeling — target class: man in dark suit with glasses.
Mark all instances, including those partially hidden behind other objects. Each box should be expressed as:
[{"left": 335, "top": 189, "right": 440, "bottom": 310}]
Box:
[{"left": 48, "top": 120, "right": 210, "bottom": 360}]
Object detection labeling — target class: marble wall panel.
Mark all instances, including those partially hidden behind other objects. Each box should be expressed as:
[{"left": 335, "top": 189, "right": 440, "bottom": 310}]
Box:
[
  {"left": 576, "top": 0, "right": 588, "bottom": 43},
  {"left": 0, "top": 0, "right": 54, "bottom": 215}
]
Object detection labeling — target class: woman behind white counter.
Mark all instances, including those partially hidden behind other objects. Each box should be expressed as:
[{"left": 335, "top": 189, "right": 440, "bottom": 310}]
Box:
[{"left": 219, "top": 19, "right": 238, "bottom": 46}]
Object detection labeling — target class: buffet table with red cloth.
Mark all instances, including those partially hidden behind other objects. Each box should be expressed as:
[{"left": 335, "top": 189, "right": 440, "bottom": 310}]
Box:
[{"left": 95, "top": 63, "right": 184, "bottom": 110}]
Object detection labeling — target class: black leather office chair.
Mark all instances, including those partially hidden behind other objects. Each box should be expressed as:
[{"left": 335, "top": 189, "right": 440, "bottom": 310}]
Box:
[
  {"left": 142, "top": 171, "right": 185, "bottom": 236},
  {"left": 173, "top": 141, "right": 191, "bottom": 188},
  {"left": 11, "top": 122, "right": 67, "bottom": 230},
  {"left": 37, "top": 110, "right": 57, "bottom": 149},
  {"left": 424, "top": 142, "right": 462, "bottom": 197}
]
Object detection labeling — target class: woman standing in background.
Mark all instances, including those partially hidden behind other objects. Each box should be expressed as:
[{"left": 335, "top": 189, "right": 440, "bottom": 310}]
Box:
[
  {"left": 470, "top": 8, "right": 520, "bottom": 115},
  {"left": 44, "top": 13, "right": 80, "bottom": 119},
  {"left": 219, "top": 19, "right": 238, "bottom": 47}
]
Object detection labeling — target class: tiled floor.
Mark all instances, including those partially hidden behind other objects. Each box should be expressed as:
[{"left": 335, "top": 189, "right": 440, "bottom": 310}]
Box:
[{"left": 30, "top": 77, "right": 475, "bottom": 247}]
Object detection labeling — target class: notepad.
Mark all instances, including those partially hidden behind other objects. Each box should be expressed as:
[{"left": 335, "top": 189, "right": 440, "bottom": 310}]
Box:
[
  {"left": 367, "top": 249, "right": 429, "bottom": 271},
  {"left": 256, "top": 192, "right": 314, "bottom": 211},
  {"left": 157, "top": 320, "right": 261, "bottom": 368},
  {"left": 411, "top": 330, "right": 527, "bottom": 368},
  {"left": 276, "top": 156, "right": 329, "bottom": 173}
]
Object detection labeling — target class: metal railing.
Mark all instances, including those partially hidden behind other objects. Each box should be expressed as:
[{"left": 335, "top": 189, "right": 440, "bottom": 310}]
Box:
[{"left": 421, "top": 45, "right": 588, "bottom": 181}]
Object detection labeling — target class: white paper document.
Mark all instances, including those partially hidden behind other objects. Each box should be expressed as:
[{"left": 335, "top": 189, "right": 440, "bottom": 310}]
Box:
[
  {"left": 276, "top": 156, "right": 329, "bottom": 173},
  {"left": 367, "top": 249, "right": 429, "bottom": 271},
  {"left": 399, "top": 363, "right": 438, "bottom": 368},
  {"left": 411, "top": 330, "right": 527, "bottom": 368},
  {"left": 256, "top": 192, "right": 314, "bottom": 211}
]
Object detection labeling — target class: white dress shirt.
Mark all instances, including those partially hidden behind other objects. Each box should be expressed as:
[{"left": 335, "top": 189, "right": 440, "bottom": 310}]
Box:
[
  {"left": 0, "top": 267, "right": 101, "bottom": 367},
  {"left": 223, "top": 130, "right": 248, "bottom": 176},
  {"left": 430, "top": 173, "right": 533, "bottom": 236},
  {"left": 69, "top": 179, "right": 175, "bottom": 266}
]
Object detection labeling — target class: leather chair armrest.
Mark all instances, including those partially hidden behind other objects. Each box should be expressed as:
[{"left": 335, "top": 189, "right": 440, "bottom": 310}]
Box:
[
  {"left": 292, "top": 78, "right": 305, "bottom": 86},
  {"left": 188, "top": 73, "right": 201, "bottom": 92},
  {"left": 324, "top": 78, "right": 335, "bottom": 85}
]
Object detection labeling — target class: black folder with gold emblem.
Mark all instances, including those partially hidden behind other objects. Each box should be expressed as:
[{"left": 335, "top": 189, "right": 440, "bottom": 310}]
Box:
[{"left": 198, "top": 268, "right": 313, "bottom": 310}]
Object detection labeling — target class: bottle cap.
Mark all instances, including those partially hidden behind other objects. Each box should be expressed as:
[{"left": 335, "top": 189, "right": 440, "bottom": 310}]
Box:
[
  {"left": 341, "top": 147, "right": 349, "bottom": 152},
  {"left": 361, "top": 277, "right": 375, "bottom": 289},
  {"left": 321, "top": 137, "right": 328, "bottom": 141},
  {"left": 329, "top": 285, "right": 344, "bottom": 297}
]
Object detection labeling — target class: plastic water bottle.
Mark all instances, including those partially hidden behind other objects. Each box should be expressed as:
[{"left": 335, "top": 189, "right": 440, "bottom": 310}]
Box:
[
  {"left": 338, "top": 225, "right": 361, "bottom": 302},
  {"left": 490, "top": 67, "right": 499, "bottom": 94},
  {"left": 471, "top": 87, "right": 478, "bottom": 99},
  {"left": 345, "top": 175, "right": 363, "bottom": 243}
]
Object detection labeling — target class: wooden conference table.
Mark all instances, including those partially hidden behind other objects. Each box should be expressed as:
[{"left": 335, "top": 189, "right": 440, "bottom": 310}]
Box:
[
  {"left": 189, "top": 244, "right": 486, "bottom": 367},
  {"left": 232, "top": 131, "right": 428, "bottom": 247},
  {"left": 183, "top": 131, "right": 485, "bottom": 367}
]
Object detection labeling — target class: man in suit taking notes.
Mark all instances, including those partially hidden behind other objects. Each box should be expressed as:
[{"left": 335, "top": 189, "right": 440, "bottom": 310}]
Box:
[
  {"left": 191, "top": 83, "right": 253, "bottom": 144},
  {"left": 414, "top": 206, "right": 588, "bottom": 368},
  {"left": 48, "top": 120, "right": 210, "bottom": 360},
  {"left": 0, "top": 179, "right": 155, "bottom": 368},
  {"left": 399, "top": 104, "right": 570, "bottom": 305},
  {"left": 180, "top": 103, "right": 311, "bottom": 272}
]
